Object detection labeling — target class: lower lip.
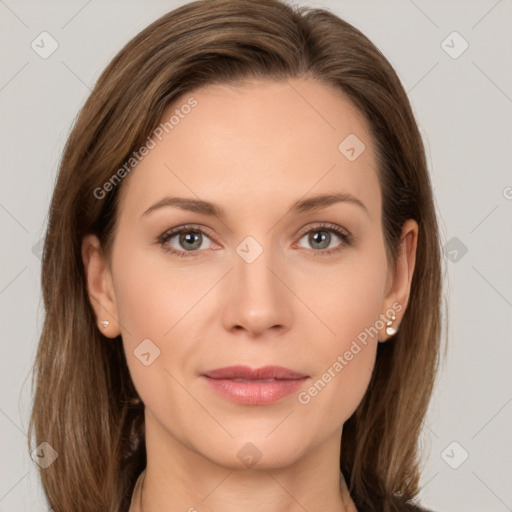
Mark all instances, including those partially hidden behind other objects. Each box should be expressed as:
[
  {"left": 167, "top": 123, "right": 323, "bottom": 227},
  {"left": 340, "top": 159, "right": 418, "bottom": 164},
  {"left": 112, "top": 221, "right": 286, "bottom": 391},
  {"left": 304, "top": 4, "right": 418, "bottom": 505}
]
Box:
[{"left": 202, "top": 376, "right": 308, "bottom": 405}]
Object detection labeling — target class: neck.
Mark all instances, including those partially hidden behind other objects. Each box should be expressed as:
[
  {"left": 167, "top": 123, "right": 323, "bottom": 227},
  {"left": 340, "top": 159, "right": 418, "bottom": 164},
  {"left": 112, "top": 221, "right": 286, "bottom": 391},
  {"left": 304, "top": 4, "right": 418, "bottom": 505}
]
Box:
[
  {"left": 129, "top": 417, "right": 357, "bottom": 512},
  {"left": 131, "top": 469, "right": 356, "bottom": 512}
]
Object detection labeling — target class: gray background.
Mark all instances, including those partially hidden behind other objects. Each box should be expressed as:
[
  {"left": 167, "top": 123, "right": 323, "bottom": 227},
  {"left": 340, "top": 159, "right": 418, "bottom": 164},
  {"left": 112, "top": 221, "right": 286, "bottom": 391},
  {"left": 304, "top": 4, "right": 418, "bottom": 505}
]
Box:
[{"left": 1, "top": 1, "right": 511, "bottom": 511}]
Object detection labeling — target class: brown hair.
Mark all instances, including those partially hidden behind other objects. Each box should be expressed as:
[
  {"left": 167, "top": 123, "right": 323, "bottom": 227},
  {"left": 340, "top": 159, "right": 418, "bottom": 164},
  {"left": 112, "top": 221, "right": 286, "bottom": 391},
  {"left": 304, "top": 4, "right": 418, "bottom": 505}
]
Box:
[{"left": 28, "top": 1, "right": 444, "bottom": 510}]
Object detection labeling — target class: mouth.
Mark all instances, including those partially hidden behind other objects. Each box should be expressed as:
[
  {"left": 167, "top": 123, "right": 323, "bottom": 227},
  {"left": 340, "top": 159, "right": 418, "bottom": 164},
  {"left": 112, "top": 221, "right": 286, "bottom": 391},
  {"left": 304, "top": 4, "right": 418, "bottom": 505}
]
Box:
[
  {"left": 201, "top": 365, "right": 309, "bottom": 405},
  {"left": 202, "top": 365, "right": 308, "bottom": 380}
]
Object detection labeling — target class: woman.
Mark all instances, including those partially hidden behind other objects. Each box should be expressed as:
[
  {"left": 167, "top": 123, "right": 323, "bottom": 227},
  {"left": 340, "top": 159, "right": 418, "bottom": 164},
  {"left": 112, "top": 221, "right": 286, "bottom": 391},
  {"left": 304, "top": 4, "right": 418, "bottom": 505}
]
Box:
[{"left": 28, "top": 1, "right": 444, "bottom": 511}]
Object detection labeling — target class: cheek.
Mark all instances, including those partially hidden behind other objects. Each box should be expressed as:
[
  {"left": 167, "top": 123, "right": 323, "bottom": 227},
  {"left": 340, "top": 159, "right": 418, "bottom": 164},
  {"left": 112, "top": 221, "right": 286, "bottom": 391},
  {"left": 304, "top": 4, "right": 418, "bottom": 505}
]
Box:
[
  {"left": 111, "top": 241, "right": 213, "bottom": 341},
  {"left": 110, "top": 239, "right": 223, "bottom": 401},
  {"left": 293, "top": 251, "right": 387, "bottom": 422},
  {"left": 297, "top": 282, "right": 381, "bottom": 431},
  {"left": 302, "top": 251, "right": 388, "bottom": 347}
]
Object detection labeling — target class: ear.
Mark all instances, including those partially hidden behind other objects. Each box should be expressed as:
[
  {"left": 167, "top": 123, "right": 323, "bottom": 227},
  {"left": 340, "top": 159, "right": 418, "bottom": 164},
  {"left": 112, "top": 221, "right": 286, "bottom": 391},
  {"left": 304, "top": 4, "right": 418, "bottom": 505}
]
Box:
[
  {"left": 81, "top": 234, "right": 121, "bottom": 338},
  {"left": 379, "top": 219, "right": 418, "bottom": 342}
]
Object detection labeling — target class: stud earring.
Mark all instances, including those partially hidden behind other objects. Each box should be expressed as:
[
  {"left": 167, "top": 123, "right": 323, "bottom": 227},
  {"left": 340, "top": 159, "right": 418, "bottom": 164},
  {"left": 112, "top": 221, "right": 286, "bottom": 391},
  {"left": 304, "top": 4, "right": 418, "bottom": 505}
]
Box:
[
  {"left": 385, "top": 313, "right": 397, "bottom": 336},
  {"left": 100, "top": 320, "right": 110, "bottom": 329}
]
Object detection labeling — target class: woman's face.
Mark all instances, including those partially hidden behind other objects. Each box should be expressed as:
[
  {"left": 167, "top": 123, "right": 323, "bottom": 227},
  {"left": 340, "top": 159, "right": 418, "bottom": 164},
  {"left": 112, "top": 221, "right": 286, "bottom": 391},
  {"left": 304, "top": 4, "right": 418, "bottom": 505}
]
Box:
[{"left": 84, "top": 77, "right": 416, "bottom": 469}]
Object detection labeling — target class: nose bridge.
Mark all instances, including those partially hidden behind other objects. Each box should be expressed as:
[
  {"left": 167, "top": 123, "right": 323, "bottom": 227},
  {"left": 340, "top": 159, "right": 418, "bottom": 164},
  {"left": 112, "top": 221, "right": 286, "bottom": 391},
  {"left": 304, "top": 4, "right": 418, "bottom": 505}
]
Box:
[
  {"left": 237, "top": 238, "right": 277, "bottom": 295},
  {"left": 222, "top": 234, "right": 292, "bottom": 335}
]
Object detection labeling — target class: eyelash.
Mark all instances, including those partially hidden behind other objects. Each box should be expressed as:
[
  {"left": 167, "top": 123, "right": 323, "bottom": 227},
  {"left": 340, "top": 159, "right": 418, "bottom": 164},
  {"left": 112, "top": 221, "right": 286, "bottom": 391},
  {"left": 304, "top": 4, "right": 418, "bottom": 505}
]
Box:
[{"left": 157, "top": 222, "right": 352, "bottom": 259}]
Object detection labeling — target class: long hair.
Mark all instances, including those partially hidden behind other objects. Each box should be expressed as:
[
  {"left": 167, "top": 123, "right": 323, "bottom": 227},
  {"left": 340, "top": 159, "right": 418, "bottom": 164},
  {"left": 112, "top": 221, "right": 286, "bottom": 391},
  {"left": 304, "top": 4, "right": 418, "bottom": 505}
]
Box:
[{"left": 28, "top": 1, "right": 444, "bottom": 510}]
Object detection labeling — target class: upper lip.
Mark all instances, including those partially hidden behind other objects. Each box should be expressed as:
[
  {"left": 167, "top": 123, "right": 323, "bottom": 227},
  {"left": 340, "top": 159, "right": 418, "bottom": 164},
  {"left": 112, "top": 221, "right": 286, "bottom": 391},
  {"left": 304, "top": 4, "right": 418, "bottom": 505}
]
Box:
[{"left": 202, "top": 365, "right": 308, "bottom": 380}]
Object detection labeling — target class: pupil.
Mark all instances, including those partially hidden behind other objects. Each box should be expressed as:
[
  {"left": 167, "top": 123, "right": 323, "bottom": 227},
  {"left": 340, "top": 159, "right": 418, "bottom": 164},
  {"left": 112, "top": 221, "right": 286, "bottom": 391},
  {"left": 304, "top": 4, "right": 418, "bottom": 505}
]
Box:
[{"left": 310, "top": 231, "right": 330, "bottom": 249}]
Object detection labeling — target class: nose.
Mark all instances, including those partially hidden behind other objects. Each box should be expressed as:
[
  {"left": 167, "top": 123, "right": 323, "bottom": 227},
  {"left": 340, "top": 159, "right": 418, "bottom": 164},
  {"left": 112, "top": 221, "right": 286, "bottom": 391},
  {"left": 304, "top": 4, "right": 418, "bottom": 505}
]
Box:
[{"left": 221, "top": 241, "right": 293, "bottom": 338}]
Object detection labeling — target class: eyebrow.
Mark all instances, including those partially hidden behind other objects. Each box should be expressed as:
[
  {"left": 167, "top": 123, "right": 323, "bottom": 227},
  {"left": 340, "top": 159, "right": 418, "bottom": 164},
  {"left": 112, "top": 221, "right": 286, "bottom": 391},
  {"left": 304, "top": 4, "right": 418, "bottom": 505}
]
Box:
[{"left": 141, "top": 192, "right": 369, "bottom": 218}]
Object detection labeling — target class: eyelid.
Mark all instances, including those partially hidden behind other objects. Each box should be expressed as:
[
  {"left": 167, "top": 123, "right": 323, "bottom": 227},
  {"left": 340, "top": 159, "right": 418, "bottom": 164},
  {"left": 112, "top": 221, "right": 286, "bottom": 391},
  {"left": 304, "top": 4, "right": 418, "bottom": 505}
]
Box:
[
  {"left": 295, "top": 221, "right": 351, "bottom": 240},
  {"left": 158, "top": 223, "right": 217, "bottom": 242}
]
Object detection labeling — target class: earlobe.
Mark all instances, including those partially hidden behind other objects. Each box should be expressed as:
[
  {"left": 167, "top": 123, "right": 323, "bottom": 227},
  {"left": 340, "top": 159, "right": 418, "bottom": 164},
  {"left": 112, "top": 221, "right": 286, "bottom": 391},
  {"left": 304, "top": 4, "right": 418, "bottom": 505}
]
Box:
[
  {"left": 81, "top": 234, "right": 121, "bottom": 338},
  {"left": 379, "top": 219, "right": 418, "bottom": 342}
]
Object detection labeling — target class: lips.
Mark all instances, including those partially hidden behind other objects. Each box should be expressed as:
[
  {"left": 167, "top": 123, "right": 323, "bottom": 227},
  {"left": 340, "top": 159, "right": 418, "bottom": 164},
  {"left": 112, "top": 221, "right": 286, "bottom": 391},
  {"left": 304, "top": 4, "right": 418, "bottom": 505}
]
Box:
[
  {"left": 201, "top": 365, "right": 309, "bottom": 405},
  {"left": 202, "top": 365, "right": 308, "bottom": 381}
]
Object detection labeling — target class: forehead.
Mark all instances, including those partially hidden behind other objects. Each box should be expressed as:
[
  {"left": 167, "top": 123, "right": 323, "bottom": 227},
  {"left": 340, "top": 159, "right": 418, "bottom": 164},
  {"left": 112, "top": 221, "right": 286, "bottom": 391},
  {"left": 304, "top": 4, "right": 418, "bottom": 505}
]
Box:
[{"left": 117, "top": 77, "right": 380, "bottom": 220}]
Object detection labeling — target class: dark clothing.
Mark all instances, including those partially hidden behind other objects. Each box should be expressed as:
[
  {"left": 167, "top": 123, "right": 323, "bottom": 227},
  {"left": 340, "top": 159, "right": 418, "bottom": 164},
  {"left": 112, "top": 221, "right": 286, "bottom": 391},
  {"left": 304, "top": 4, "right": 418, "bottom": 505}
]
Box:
[{"left": 356, "top": 496, "right": 435, "bottom": 512}]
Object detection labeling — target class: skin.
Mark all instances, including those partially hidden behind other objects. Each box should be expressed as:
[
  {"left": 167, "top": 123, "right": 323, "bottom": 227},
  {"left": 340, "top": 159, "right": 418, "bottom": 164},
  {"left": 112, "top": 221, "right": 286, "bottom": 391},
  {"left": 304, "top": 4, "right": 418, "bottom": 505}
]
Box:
[{"left": 82, "top": 77, "right": 418, "bottom": 512}]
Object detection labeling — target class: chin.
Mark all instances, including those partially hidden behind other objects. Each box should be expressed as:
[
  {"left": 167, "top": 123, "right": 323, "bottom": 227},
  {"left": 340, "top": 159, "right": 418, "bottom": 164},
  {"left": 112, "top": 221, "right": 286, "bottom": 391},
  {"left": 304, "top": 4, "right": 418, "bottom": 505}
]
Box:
[{"left": 193, "top": 429, "right": 312, "bottom": 471}]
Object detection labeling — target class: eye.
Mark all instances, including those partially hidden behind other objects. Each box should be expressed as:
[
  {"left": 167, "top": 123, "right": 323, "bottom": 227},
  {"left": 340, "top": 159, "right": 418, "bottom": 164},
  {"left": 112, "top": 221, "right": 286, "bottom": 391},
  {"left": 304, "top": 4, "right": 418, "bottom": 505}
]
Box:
[
  {"left": 158, "top": 225, "right": 216, "bottom": 257},
  {"left": 296, "top": 223, "right": 351, "bottom": 255},
  {"left": 157, "top": 222, "right": 351, "bottom": 258}
]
